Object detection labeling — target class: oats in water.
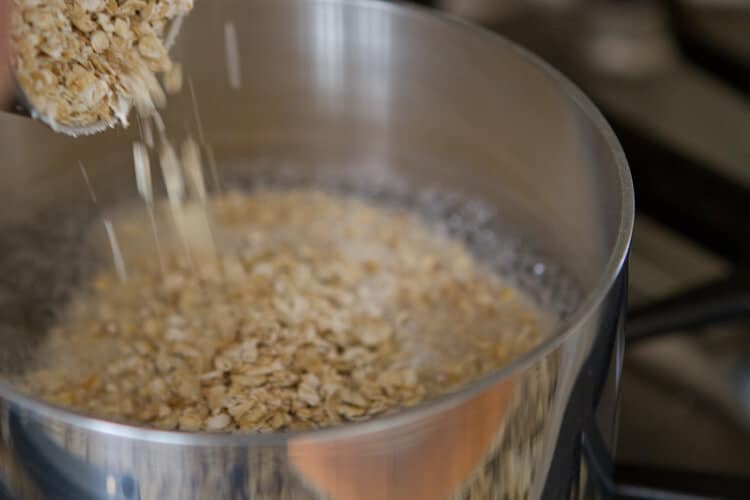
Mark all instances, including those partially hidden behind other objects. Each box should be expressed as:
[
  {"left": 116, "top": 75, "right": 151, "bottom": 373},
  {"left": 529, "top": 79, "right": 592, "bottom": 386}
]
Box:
[{"left": 22, "top": 189, "right": 551, "bottom": 432}]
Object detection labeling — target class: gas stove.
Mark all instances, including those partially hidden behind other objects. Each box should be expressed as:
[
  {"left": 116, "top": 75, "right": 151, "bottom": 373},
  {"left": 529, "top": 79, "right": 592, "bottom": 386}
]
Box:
[{"left": 425, "top": 0, "right": 750, "bottom": 496}]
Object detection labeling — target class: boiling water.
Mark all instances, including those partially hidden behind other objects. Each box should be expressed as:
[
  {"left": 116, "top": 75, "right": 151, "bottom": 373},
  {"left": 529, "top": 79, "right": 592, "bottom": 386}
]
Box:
[
  {"left": 219, "top": 162, "right": 582, "bottom": 321},
  {"left": 0, "top": 160, "right": 581, "bottom": 396}
]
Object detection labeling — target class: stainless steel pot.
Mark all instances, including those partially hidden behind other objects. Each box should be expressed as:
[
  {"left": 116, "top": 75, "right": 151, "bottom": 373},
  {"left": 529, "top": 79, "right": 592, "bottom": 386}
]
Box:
[{"left": 0, "top": 0, "right": 633, "bottom": 498}]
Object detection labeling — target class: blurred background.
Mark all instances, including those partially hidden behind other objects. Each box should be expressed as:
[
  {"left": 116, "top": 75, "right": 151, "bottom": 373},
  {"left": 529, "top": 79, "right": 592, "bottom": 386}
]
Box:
[
  {"left": 412, "top": 0, "right": 750, "bottom": 487},
  {"left": 4, "top": 0, "right": 749, "bottom": 494}
]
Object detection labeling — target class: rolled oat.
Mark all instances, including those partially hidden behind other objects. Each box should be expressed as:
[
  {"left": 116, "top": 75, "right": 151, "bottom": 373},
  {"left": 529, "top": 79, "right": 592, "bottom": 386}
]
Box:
[
  {"left": 22, "top": 190, "right": 550, "bottom": 433},
  {"left": 10, "top": 0, "right": 193, "bottom": 129}
]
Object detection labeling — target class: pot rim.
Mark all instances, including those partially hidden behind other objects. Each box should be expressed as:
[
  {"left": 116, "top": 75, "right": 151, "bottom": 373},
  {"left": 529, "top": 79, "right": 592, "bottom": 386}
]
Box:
[{"left": 0, "top": 0, "right": 634, "bottom": 446}]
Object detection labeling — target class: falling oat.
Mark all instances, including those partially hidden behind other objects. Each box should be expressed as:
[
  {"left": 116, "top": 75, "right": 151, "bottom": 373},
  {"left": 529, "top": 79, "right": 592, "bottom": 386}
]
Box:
[{"left": 224, "top": 21, "right": 241, "bottom": 90}]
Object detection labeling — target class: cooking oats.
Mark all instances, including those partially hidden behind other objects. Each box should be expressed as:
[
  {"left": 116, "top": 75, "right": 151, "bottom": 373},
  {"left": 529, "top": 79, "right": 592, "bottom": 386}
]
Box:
[{"left": 22, "top": 190, "right": 550, "bottom": 432}]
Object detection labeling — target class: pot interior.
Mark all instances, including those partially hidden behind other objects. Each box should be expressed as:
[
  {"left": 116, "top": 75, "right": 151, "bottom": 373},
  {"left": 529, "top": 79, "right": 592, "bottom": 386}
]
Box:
[{"left": 0, "top": 0, "right": 631, "bottom": 422}]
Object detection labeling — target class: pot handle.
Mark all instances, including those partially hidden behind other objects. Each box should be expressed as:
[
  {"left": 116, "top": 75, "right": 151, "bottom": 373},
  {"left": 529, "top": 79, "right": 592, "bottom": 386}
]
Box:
[
  {"left": 610, "top": 272, "right": 750, "bottom": 499},
  {"left": 582, "top": 417, "right": 750, "bottom": 500},
  {"left": 4, "top": 410, "right": 139, "bottom": 500},
  {"left": 626, "top": 268, "right": 750, "bottom": 344}
]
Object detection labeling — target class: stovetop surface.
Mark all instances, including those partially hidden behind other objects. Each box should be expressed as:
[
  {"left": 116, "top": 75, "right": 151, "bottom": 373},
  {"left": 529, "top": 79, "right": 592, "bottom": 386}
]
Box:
[
  {"left": 461, "top": 0, "right": 750, "bottom": 481},
  {"left": 622, "top": 215, "right": 750, "bottom": 477}
]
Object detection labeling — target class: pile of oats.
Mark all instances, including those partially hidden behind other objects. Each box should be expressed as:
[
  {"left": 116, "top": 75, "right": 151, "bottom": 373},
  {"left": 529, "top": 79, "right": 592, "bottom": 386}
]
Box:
[
  {"left": 23, "top": 190, "right": 548, "bottom": 432},
  {"left": 10, "top": 0, "right": 192, "bottom": 130}
]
